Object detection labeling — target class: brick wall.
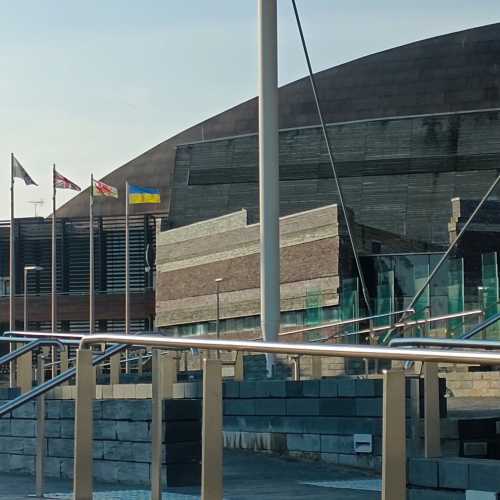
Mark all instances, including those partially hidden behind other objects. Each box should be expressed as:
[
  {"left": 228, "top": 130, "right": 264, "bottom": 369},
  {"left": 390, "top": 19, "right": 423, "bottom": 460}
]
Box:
[{"left": 156, "top": 206, "right": 341, "bottom": 328}]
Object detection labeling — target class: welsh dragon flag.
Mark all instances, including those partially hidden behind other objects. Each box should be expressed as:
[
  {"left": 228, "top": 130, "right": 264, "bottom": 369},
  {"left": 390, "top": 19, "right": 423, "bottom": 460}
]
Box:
[{"left": 92, "top": 179, "right": 118, "bottom": 198}]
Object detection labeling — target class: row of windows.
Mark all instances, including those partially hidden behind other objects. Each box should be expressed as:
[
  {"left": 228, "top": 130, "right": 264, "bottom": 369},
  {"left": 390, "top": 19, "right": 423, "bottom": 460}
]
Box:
[{"left": 162, "top": 306, "right": 340, "bottom": 337}]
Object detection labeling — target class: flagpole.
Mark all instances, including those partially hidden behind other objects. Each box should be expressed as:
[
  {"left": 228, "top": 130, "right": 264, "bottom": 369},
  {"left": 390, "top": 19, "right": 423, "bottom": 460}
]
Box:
[
  {"left": 9, "top": 154, "right": 15, "bottom": 388},
  {"left": 89, "top": 174, "right": 95, "bottom": 335},
  {"left": 125, "top": 181, "right": 130, "bottom": 372},
  {"left": 51, "top": 164, "right": 57, "bottom": 376}
]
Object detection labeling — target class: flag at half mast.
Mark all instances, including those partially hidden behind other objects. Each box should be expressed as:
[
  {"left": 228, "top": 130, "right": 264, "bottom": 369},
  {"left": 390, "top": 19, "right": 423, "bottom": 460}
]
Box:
[
  {"left": 12, "top": 156, "right": 38, "bottom": 186},
  {"left": 129, "top": 184, "right": 160, "bottom": 204},
  {"left": 54, "top": 170, "right": 81, "bottom": 191},
  {"left": 93, "top": 179, "right": 118, "bottom": 198}
]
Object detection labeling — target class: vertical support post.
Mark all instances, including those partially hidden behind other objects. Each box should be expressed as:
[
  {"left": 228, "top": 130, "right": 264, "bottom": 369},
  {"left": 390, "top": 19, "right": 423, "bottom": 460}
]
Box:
[
  {"left": 52, "top": 163, "right": 57, "bottom": 378},
  {"left": 409, "top": 377, "right": 421, "bottom": 456},
  {"left": 311, "top": 356, "right": 322, "bottom": 379},
  {"left": 89, "top": 174, "right": 95, "bottom": 335},
  {"left": 110, "top": 355, "right": 120, "bottom": 385},
  {"left": 60, "top": 347, "right": 68, "bottom": 372},
  {"left": 202, "top": 358, "right": 223, "bottom": 500},
  {"left": 151, "top": 349, "right": 164, "bottom": 500},
  {"left": 258, "top": 0, "right": 280, "bottom": 377},
  {"left": 17, "top": 351, "right": 32, "bottom": 394},
  {"left": 234, "top": 352, "right": 244, "bottom": 382},
  {"left": 19, "top": 265, "right": 33, "bottom": 393},
  {"left": 137, "top": 350, "right": 144, "bottom": 375},
  {"left": 9, "top": 153, "right": 16, "bottom": 389},
  {"left": 35, "top": 354, "right": 45, "bottom": 498},
  {"left": 382, "top": 370, "right": 406, "bottom": 500},
  {"left": 292, "top": 356, "right": 301, "bottom": 381},
  {"left": 151, "top": 350, "right": 176, "bottom": 499},
  {"left": 125, "top": 181, "right": 130, "bottom": 373},
  {"left": 73, "top": 349, "right": 95, "bottom": 500},
  {"left": 60, "top": 347, "right": 69, "bottom": 385},
  {"left": 423, "top": 362, "right": 441, "bottom": 458}
]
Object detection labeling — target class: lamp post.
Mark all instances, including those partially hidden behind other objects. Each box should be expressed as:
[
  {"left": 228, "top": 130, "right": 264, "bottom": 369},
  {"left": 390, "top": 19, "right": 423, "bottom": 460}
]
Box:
[
  {"left": 215, "top": 278, "right": 223, "bottom": 360},
  {"left": 24, "top": 265, "right": 43, "bottom": 331},
  {"left": 215, "top": 278, "right": 223, "bottom": 340}
]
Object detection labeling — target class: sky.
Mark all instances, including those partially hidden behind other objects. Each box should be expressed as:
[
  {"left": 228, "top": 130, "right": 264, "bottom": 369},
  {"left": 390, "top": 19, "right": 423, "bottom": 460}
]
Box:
[{"left": 1, "top": 0, "right": 500, "bottom": 219}]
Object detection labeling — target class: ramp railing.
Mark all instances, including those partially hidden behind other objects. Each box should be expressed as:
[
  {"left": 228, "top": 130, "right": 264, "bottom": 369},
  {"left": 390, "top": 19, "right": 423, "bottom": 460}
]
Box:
[{"left": 72, "top": 333, "right": 500, "bottom": 500}]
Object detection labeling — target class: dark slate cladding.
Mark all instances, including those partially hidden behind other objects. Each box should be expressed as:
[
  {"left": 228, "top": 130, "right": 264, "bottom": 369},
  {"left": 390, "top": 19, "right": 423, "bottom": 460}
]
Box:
[
  {"left": 55, "top": 23, "right": 500, "bottom": 220},
  {"left": 169, "top": 109, "right": 500, "bottom": 245}
]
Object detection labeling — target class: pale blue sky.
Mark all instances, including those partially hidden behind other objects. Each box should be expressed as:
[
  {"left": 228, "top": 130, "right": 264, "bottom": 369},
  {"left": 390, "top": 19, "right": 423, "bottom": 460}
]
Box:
[{"left": 1, "top": 1, "right": 499, "bottom": 218}]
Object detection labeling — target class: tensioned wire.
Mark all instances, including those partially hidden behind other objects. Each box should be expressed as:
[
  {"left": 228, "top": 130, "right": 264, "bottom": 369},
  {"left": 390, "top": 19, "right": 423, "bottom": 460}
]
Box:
[{"left": 291, "top": 0, "right": 373, "bottom": 317}]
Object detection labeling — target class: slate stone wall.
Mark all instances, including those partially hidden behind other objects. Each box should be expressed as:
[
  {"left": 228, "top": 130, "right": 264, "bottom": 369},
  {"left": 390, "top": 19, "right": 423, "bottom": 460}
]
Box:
[
  {"left": 408, "top": 456, "right": 500, "bottom": 499},
  {"left": 0, "top": 398, "right": 201, "bottom": 486},
  {"left": 173, "top": 378, "right": 449, "bottom": 472}
]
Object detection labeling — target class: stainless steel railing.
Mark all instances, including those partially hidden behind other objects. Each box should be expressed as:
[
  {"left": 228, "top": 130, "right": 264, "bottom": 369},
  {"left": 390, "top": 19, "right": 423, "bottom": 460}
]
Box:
[
  {"left": 79, "top": 333, "right": 500, "bottom": 365},
  {"left": 0, "top": 339, "right": 64, "bottom": 367},
  {"left": 1, "top": 308, "right": 497, "bottom": 500},
  {"left": 71, "top": 332, "right": 500, "bottom": 500},
  {"left": 390, "top": 337, "right": 500, "bottom": 350}
]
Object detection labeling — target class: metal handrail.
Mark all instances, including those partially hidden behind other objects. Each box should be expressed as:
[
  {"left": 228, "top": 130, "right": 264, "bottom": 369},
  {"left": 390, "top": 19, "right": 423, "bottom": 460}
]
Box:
[
  {"left": 0, "top": 339, "right": 65, "bottom": 367},
  {"left": 321, "top": 309, "right": 483, "bottom": 341},
  {"left": 460, "top": 311, "right": 500, "bottom": 339},
  {"left": 0, "top": 336, "right": 80, "bottom": 346},
  {"left": 389, "top": 337, "right": 500, "bottom": 350},
  {"left": 5, "top": 331, "right": 86, "bottom": 340},
  {"left": 277, "top": 308, "right": 416, "bottom": 338},
  {"left": 0, "top": 309, "right": 490, "bottom": 418},
  {"left": 78, "top": 333, "right": 500, "bottom": 366},
  {"left": 0, "top": 342, "right": 126, "bottom": 418}
]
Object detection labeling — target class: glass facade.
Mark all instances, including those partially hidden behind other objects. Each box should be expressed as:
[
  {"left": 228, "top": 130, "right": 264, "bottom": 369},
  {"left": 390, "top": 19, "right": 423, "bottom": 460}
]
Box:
[{"left": 163, "top": 252, "right": 500, "bottom": 341}]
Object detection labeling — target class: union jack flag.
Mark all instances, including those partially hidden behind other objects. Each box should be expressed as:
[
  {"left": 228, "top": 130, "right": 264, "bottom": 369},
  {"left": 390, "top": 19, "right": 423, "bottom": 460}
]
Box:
[
  {"left": 92, "top": 179, "right": 118, "bottom": 198},
  {"left": 54, "top": 170, "right": 81, "bottom": 191}
]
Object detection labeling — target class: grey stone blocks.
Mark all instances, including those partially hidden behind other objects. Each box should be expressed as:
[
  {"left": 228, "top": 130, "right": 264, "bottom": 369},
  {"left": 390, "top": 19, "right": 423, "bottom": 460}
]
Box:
[
  {"left": 0, "top": 397, "right": 201, "bottom": 487},
  {"left": 409, "top": 457, "right": 500, "bottom": 496},
  {"left": 218, "top": 377, "right": 415, "bottom": 471}
]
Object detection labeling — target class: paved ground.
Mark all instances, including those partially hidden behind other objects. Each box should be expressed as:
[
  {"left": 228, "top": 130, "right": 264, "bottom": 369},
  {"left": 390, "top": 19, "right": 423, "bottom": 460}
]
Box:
[{"left": 0, "top": 450, "right": 380, "bottom": 499}]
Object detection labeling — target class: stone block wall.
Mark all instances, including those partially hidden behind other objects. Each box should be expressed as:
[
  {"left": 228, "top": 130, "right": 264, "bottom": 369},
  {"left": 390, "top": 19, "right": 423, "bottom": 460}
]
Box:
[
  {"left": 408, "top": 457, "right": 500, "bottom": 499},
  {"left": 445, "top": 371, "right": 500, "bottom": 398},
  {"left": 172, "top": 378, "right": 449, "bottom": 472},
  {"left": 0, "top": 398, "right": 201, "bottom": 486}
]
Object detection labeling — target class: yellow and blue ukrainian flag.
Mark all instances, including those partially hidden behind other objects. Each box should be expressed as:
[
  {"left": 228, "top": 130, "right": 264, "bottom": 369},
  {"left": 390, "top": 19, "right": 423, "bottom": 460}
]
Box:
[{"left": 129, "top": 184, "right": 161, "bottom": 204}]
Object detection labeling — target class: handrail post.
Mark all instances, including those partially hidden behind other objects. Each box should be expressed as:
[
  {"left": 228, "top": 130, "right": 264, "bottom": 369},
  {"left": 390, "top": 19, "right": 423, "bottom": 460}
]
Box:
[
  {"left": 137, "top": 349, "right": 144, "bottom": 375},
  {"left": 60, "top": 347, "right": 68, "bottom": 385},
  {"left": 311, "top": 356, "right": 322, "bottom": 379},
  {"left": 382, "top": 369, "right": 406, "bottom": 500},
  {"left": 292, "top": 355, "right": 301, "bottom": 381},
  {"left": 408, "top": 377, "right": 421, "bottom": 456},
  {"left": 202, "top": 358, "right": 223, "bottom": 500},
  {"left": 151, "top": 349, "right": 164, "bottom": 500},
  {"left": 234, "top": 351, "right": 244, "bottom": 382},
  {"left": 17, "top": 348, "right": 32, "bottom": 394},
  {"left": 423, "top": 362, "right": 441, "bottom": 457},
  {"left": 151, "top": 350, "right": 176, "bottom": 499},
  {"left": 35, "top": 353, "right": 45, "bottom": 498},
  {"left": 73, "top": 348, "right": 95, "bottom": 500},
  {"left": 110, "top": 354, "right": 120, "bottom": 385}
]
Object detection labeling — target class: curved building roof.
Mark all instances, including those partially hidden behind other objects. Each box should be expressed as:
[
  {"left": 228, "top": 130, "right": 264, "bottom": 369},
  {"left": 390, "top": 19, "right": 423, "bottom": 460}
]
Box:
[{"left": 56, "top": 22, "right": 500, "bottom": 219}]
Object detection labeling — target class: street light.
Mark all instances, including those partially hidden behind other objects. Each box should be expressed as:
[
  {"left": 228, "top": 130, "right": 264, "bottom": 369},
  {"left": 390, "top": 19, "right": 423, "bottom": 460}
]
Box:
[
  {"left": 24, "top": 265, "right": 43, "bottom": 331},
  {"left": 215, "top": 278, "right": 223, "bottom": 360},
  {"left": 215, "top": 278, "right": 223, "bottom": 340}
]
